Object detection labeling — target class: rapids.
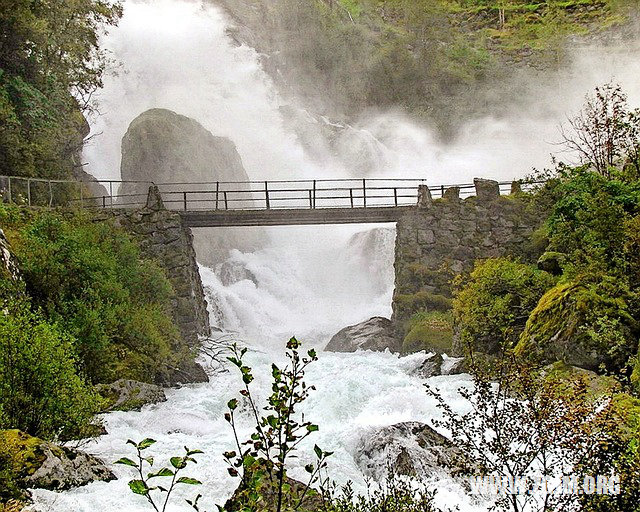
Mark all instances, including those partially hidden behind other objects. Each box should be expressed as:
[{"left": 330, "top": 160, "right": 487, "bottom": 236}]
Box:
[{"left": 32, "top": 0, "right": 640, "bottom": 510}]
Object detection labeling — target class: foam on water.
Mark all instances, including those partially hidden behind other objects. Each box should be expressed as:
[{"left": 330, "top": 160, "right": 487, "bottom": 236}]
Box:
[{"left": 30, "top": 348, "right": 483, "bottom": 512}]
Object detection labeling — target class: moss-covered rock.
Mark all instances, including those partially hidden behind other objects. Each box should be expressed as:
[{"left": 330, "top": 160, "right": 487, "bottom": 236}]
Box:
[
  {"left": 96, "top": 379, "right": 167, "bottom": 412},
  {"left": 0, "top": 430, "right": 115, "bottom": 503},
  {"left": 537, "top": 251, "right": 566, "bottom": 276},
  {"left": 403, "top": 311, "right": 453, "bottom": 354},
  {"left": 515, "top": 277, "right": 638, "bottom": 372}
]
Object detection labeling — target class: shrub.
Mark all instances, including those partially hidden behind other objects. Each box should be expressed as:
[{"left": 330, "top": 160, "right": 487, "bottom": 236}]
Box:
[
  {"left": 403, "top": 311, "right": 453, "bottom": 354},
  {"left": 0, "top": 298, "right": 99, "bottom": 440},
  {"left": 1, "top": 206, "right": 182, "bottom": 384},
  {"left": 452, "top": 258, "right": 556, "bottom": 355}
]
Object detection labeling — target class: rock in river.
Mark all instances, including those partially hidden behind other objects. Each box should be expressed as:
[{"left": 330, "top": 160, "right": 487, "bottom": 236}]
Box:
[{"left": 325, "top": 317, "right": 401, "bottom": 353}]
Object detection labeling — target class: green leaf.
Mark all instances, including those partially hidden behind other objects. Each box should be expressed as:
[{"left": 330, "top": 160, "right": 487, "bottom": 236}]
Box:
[
  {"left": 306, "top": 424, "right": 319, "bottom": 433},
  {"left": 148, "top": 467, "right": 174, "bottom": 478},
  {"left": 114, "top": 457, "right": 137, "bottom": 467},
  {"left": 128, "top": 479, "right": 149, "bottom": 496},
  {"left": 138, "top": 438, "right": 157, "bottom": 450},
  {"left": 177, "top": 477, "right": 202, "bottom": 485},
  {"left": 170, "top": 456, "right": 187, "bottom": 469},
  {"left": 186, "top": 448, "right": 204, "bottom": 456},
  {"left": 227, "top": 398, "right": 238, "bottom": 411},
  {"left": 304, "top": 464, "right": 314, "bottom": 473},
  {"left": 313, "top": 444, "right": 323, "bottom": 459}
]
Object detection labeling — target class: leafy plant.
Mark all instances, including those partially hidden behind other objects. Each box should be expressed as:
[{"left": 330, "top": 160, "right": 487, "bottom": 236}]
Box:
[
  {"left": 223, "top": 338, "right": 332, "bottom": 512},
  {"left": 115, "top": 438, "right": 204, "bottom": 512}
]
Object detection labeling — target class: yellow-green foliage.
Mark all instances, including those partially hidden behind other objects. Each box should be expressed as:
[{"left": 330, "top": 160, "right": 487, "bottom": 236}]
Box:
[
  {"left": 0, "top": 430, "right": 47, "bottom": 502},
  {"left": 394, "top": 291, "right": 452, "bottom": 317},
  {"left": 403, "top": 311, "right": 453, "bottom": 353},
  {"left": 0, "top": 299, "right": 100, "bottom": 440},
  {"left": 453, "top": 257, "right": 556, "bottom": 354},
  {"left": 515, "top": 275, "right": 637, "bottom": 371}
]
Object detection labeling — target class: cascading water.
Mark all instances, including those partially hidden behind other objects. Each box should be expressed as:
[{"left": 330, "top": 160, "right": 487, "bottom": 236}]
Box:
[{"left": 31, "top": 0, "right": 640, "bottom": 510}]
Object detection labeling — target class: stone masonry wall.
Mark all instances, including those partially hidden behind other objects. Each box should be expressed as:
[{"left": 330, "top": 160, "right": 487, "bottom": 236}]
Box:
[
  {"left": 393, "top": 179, "right": 543, "bottom": 334},
  {"left": 97, "top": 189, "right": 210, "bottom": 347}
]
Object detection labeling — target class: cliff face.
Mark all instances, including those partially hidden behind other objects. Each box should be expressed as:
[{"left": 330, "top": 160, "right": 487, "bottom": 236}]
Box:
[{"left": 119, "top": 108, "right": 265, "bottom": 265}]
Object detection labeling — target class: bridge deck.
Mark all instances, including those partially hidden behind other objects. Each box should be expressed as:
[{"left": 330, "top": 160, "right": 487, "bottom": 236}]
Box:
[{"left": 180, "top": 206, "right": 413, "bottom": 227}]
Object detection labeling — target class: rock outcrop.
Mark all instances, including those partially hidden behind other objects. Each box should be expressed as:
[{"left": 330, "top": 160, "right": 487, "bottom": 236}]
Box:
[
  {"left": 325, "top": 317, "right": 400, "bottom": 353},
  {"left": 0, "top": 228, "right": 20, "bottom": 282},
  {"left": 119, "top": 108, "right": 264, "bottom": 265},
  {"left": 355, "top": 422, "right": 468, "bottom": 481},
  {"left": 96, "top": 379, "right": 167, "bottom": 412},
  {"left": 412, "top": 353, "right": 468, "bottom": 379},
  {"left": 0, "top": 430, "right": 115, "bottom": 498}
]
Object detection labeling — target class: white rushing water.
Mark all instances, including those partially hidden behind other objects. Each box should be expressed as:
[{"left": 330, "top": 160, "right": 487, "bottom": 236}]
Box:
[{"left": 32, "top": 0, "right": 640, "bottom": 510}]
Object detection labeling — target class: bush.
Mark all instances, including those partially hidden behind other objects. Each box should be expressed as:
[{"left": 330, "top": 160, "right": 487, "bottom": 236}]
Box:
[
  {"left": 0, "top": 205, "right": 182, "bottom": 384},
  {"left": 0, "top": 298, "right": 99, "bottom": 440},
  {"left": 403, "top": 311, "right": 453, "bottom": 354},
  {"left": 452, "top": 258, "right": 556, "bottom": 355}
]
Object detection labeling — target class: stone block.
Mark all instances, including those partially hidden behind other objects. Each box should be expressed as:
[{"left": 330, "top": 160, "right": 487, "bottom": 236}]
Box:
[
  {"left": 417, "top": 185, "right": 433, "bottom": 208},
  {"left": 474, "top": 178, "right": 500, "bottom": 201}
]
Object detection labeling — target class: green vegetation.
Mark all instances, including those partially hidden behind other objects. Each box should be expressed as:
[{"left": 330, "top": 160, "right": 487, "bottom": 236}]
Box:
[
  {"left": 224, "top": 0, "right": 632, "bottom": 132},
  {"left": 453, "top": 257, "right": 556, "bottom": 354},
  {"left": 0, "top": 1, "right": 122, "bottom": 179},
  {"left": 403, "top": 310, "right": 454, "bottom": 353},
  {"left": 0, "top": 204, "right": 190, "bottom": 444}
]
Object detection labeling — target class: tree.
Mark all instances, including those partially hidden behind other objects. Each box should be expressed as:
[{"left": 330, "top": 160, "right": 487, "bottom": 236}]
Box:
[
  {"left": 0, "top": 0, "right": 122, "bottom": 178},
  {"left": 558, "top": 83, "right": 640, "bottom": 178}
]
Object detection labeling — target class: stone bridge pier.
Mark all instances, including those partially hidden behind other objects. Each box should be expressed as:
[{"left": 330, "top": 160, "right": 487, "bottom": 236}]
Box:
[{"left": 392, "top": 178, "right": 542, "bottom": 335}]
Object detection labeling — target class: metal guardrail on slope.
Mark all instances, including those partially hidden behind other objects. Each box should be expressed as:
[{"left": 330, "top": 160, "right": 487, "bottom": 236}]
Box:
[{"left": 0, "top": 175, "right": 543, "bottom": 210}]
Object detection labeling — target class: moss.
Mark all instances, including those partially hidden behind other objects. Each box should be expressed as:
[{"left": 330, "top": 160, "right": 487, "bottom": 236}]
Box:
[
  {"left": 515, "top": 276, "right": 637, "bottom": 371},
  {"left": 0, "top": 430, "right": 51, "bottom": 502},
  {"left": 403, "top": 311, "right": 454, "bottom": 354}
]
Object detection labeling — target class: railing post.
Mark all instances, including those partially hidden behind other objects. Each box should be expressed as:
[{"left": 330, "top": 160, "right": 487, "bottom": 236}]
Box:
[
  {"left": 313, "top": 180, "right": 316, "bottom": 209},
  {"left": 441, "top": 185, "right": 445, "bottom": 198},
  {"left": 27, "top": 178, "right": 31, "bottom": 206},
  {"left": 183, "top": 191, "right": 188, "bottom": 211},
  {"left": 224, "top": 191, "right": 228, "bottom": 210},
  {"left": 7, "top": 176, "right": 11, "bottom": 203},
  {"left": 394, "top": 187, "right": 398, "bottom": 207},
  {"left": 109, "top": 181, "right": 114, "bottom": 207},
  {"left": 48, "top": 180, "right": 53, "bottom": 206},
  {"left": 265, "top": 181, "right": 270, "bottom": 209},
  {"left": 215, "top": 181, "right": 219, "bottom": 210},
  {"left": 362, "top": 179, "right": 366, "bottom": 208},
  {"left": 102, "top": 196, "right": 106, "bottom": 208},
  {"left": 79, "top": 182, "right": 83, "bottom": 207}
]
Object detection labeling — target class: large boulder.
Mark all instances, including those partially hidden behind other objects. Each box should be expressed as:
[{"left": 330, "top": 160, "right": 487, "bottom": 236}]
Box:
[
  {"left": 119, "top": 108, "right": 265, "bottom": 265},
  {"left": 325, "top": 317, "right": 401, "bottom": 353},
  {"left": 0, "top": 430, "right": 115, "bottom": 498},
  {"left": 515, "top": 278, "right": 637, "bottom": 372},
  {"left": 96, "top": 379, "right": 167, "bottom": 412},
  {"left": 354, "top": 422, "right": 469, "bottom": 481}
]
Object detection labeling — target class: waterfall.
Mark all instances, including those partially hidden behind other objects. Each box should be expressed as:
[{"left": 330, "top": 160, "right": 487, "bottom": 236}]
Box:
[{"left": 32, "top": 0, "right": 640, "bottom": 510}]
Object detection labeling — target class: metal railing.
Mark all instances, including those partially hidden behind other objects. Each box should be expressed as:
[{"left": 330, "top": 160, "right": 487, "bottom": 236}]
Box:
[{"left": 0, "top": 175, "right": 542, "bottom": 211}]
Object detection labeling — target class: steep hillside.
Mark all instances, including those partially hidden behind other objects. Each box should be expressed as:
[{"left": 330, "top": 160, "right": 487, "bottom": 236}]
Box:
[{"left": 215, "top": 0, "right": 637, "bottom": 134}]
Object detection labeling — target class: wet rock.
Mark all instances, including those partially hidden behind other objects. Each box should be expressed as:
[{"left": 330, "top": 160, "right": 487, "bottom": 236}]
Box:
[
  {"left": 96, "top": 379, "right": 167, "bottom": 412},
  {"left": 325, "top": 317, "right": 401, "bottom": 353},
  {"left": 355, "top": 422, "right": 469, "bottom": 480},
  {"left": 218, "top": 260, "right": 258, "bottom": 286},
  {"left": 0, "top": 430, "right": 115, "bottom": 494},
  {"left": 413, "top": 353, "right": 468, "bottom": 378},
  {"left": 537, "top": 251, "right": 566, "bottom": 276},
  {"left": 164, "top": 360, "right": 209, "bottom": 386}
]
